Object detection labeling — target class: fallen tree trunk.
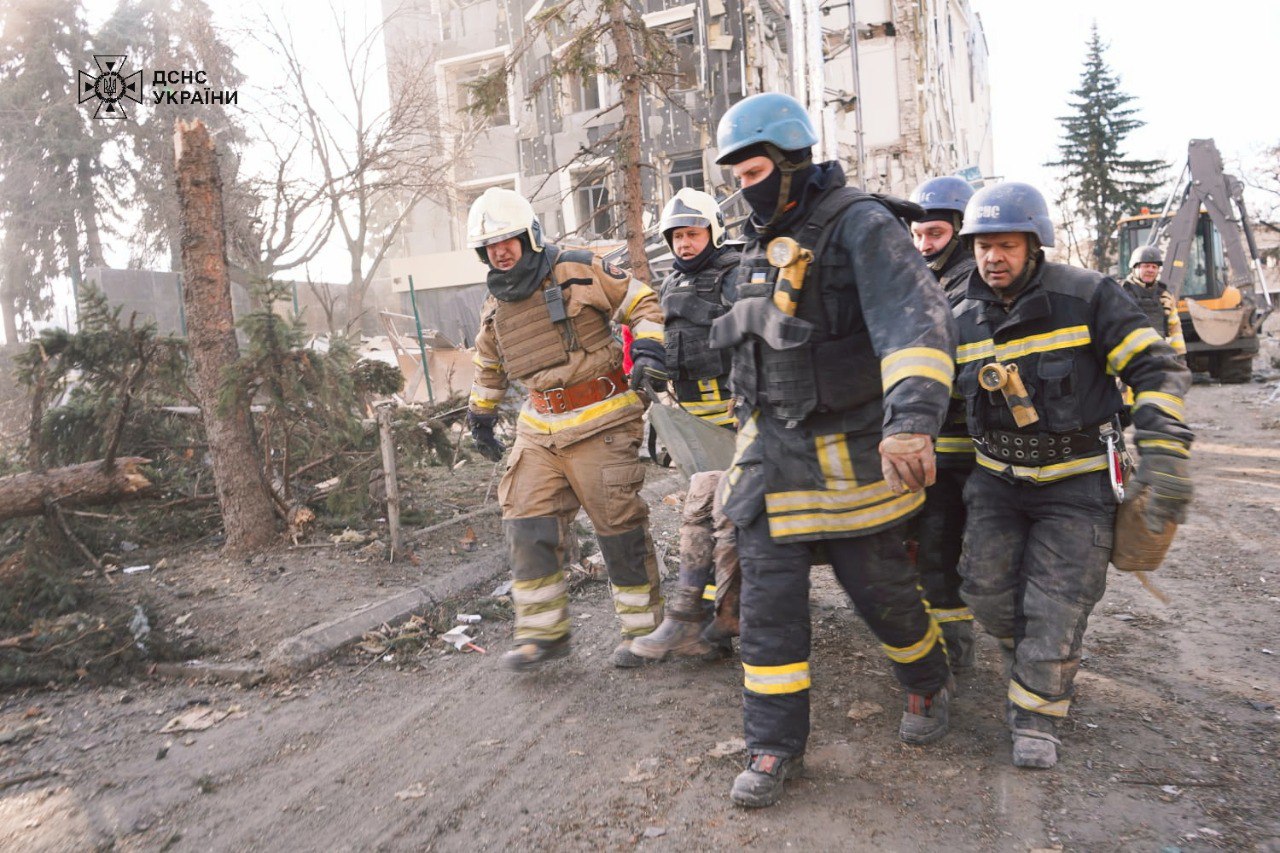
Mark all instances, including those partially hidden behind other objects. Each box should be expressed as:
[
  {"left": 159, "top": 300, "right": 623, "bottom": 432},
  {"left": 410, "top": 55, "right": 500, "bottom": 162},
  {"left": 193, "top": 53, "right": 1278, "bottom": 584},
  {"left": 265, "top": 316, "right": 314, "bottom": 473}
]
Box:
[{"left": 0, "top": 458, "right": 153, "bottom": 523}]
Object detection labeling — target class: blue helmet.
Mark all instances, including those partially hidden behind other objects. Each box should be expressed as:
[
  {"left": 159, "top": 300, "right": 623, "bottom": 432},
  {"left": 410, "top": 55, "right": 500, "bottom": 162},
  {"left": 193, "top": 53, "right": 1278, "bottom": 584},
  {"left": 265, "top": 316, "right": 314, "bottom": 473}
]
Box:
[
  {"left": 714, "top": 92, "right": 819, "bottom": 165},
  {"left": 959, "top": 182, "right": 1056, "bottom": 248},
  {"left": 910, "top": 176, "right": 975, "bottom": 215}
]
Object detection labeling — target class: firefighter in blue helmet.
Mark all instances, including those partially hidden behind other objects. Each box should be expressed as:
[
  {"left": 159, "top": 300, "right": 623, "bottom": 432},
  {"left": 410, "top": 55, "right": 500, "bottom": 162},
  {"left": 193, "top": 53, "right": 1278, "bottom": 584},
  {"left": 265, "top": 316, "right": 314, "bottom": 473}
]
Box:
[
  {"left": 953, "top": 182, "right": 1193, "bottom": 769},
  {"left": 709, "top": 92, "right": 957, "bottom": 808},
  {"left": 906, "top": 176, "right": 979, "bottom": 670}
]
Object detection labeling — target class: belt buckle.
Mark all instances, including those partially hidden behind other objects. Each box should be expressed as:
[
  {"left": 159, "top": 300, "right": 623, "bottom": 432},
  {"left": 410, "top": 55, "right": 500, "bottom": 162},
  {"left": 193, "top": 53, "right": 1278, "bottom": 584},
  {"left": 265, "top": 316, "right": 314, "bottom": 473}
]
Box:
[
  {"left": 543, "top": 386, "right": 568, "bottom": 413},
  {"left": 596, "top": 374, "right": 618, "bottom": 399}
]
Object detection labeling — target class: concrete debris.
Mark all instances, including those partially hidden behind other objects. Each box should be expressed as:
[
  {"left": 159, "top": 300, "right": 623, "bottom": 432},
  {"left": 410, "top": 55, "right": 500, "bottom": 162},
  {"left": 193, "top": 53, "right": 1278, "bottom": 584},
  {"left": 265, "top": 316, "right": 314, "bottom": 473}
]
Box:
[
  {"left": 395, "top": 783, "right": 429, "bottom": 800},
  {"left": 707, "top": 738, "right": 746, "bottom": 758},
  {"left": 159, "top": 704, "right": 242, "bottom": 733},
  {"left": 846, "top": 700, "right": 884, "bottom": 723}
]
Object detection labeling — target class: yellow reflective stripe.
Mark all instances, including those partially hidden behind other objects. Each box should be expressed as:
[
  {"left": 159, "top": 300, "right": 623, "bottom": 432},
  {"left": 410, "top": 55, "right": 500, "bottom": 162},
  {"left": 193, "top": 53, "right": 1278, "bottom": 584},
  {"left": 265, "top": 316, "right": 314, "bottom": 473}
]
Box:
[
  {"left": 679, "top": 399, "right": 732, "bottom": 415},
  {"left": 767, "top": 489, "right": 924, "bottom": 538},
  {"left": 995, "top": 325, "right": 1091, "bottom": 361},
  {"left": 470, "top": 395, "right": 499, "bottom": 412},
  {"left": 767, "top": 479, "right": 896, "bottom": 513},
  {"left": 472, "top": 353, "right": 502, "bottom": 371},
  {"left": 929, "top": 607, "right": 974, "bottom": 623},
  {"left": 1107, "top": 327, "right": 1163, "bottom": 374},
  {"left": 958, "top": 326, "right": 1093, "bottom": 366},
  {"left": 974, "top": 449, "right": 1108, "bottom": 483},
  {"left": 882, "top": 618, "right": 941, "bottom": 664},
  {"left": 815, "top": 434, "right": 855, "bottom": 484},
  {"left": 632, "top": 325, "right": 663, "bottom": 341},
  {"left": 1136, "top": 438, "right": 1190, "bottom": 458},
  {"left": 512, "top": 577, "right": 568, "bottom": 605},
  {"left": 1133, "top": 391, "right": 1185, "bottom": 421},
  {"left": 956, "top": 338, "right": 995, "bottom": 364},
  {"left": 881, "top": 346, "right": 955, "bottom": 393},
  {"left": 1008, "top": 680, "right": 1071, "bottom": 718},
  {"left": 620, "top": 282, "right": 655, "bottom": 321},
  {"left": 702, "top": 584, "right": 717, "bottom": 601},
  {"left": 936, "top": 436, "right": 975, "bottom": 454},
  {"left": 612, "top": 586, "right": 656, "bottom": 609},
  {"left": 743, "top": 661, "right": 811, "bottom": 695},
  {"left": 518, "top": 390, "right": 641, "bottom": 433}
]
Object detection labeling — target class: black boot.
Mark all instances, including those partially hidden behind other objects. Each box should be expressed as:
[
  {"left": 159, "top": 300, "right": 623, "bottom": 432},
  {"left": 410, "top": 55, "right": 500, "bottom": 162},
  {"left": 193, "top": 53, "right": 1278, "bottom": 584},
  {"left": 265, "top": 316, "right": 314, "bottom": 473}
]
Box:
[
  {"left": 730, "top": 752, "right": 804, "bottom": 808},
  {"left": 899, "top": 678, "right": 954, "bottom": 745},
  {"left": 501, "top": 636, "right": 570, "bottom": 673}
]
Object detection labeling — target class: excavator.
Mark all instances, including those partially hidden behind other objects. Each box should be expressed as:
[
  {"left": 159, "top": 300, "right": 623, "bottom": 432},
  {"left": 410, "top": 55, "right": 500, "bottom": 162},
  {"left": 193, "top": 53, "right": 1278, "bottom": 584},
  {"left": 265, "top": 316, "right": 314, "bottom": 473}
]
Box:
[{"left": 1115, "top": 138, "right": 1273, "bottom": 383}]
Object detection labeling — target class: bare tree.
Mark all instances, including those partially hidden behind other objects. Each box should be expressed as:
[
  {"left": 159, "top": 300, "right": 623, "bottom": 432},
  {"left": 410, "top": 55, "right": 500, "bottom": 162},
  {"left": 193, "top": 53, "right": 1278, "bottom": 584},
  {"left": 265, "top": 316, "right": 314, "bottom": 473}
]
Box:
[{"left": 260, "top": 5, "right": 462, "bottom": 336}]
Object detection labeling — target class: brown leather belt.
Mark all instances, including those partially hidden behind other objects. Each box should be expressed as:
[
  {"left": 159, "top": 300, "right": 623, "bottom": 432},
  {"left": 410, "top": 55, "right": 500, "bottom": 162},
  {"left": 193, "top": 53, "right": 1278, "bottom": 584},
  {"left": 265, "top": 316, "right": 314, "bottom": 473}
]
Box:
[{"left": 529, "top": 367, "right": 628, "bottom": 415}]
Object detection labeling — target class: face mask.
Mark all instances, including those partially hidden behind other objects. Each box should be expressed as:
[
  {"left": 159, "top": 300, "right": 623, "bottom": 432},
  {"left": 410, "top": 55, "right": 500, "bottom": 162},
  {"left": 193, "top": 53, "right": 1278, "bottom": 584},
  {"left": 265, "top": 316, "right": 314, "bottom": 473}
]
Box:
[{"left": 742, "top": 167, "right": 784, "bottom": 221}]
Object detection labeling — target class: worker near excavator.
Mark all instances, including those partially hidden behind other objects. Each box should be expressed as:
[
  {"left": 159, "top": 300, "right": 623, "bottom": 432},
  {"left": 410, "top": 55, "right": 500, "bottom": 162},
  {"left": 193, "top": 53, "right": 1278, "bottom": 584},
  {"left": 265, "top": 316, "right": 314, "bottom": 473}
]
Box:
[
  {"left": 463, "top": 187, "right": 668, "bottom": 672},
  {"left": 906, "top": 175, "right": 980, "bottom": 672},
  {"left": 709, "top": 92, "right": 957, "bottom": 808},
  {"left": 952, "top": 182, "right": 1193, "bottom": 770},
  {"left": 629, "top": 188, "right": 742, "bottom": 664},
  {"left": 1121, "top": 246, "right": 1187, "bottom": 360}
]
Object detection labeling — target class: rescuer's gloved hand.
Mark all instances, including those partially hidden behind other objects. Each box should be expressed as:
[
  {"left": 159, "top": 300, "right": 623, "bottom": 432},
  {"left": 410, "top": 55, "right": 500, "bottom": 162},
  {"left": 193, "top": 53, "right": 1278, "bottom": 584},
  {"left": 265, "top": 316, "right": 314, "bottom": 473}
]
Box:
[
  {"left": 878, "top": 432, "right": 936, "bottom": 493},
  {"left": 467, "top": 411, "right": 506, "bottom": 462},
  {"left": 628, "top": 339, "right": 669, "bottom": 398},
  {"left": 1158, "top": 290, "right": 1177, "bottom": 312},
  {"left": 1134, "top": 452, "right": 1193, "bottom": 533}
]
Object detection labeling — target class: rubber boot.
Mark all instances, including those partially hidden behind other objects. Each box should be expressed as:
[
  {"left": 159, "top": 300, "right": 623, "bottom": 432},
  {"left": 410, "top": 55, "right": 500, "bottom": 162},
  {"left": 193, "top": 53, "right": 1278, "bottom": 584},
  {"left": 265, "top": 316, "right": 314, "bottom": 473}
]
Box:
[
  {"left": 702, "top": 581, "right": 740, "bottom": 642},
  {"left": 629, "top": 586, "right": 711, "bottom": 661},
  {"left": 1011, "top": 710, "right": 1061, "bottom": 769},
  {"left": 899, "top": 677, "right": 954, "bottom": 745},
  {"left": 730, "top": 753, "right": 804, "bottom": 808},
  {"left": 941, "top": 620, "right": 976, "bottom": 672},
  {"left": 501, "top": 636, "right": 571, "bottom": 673}
]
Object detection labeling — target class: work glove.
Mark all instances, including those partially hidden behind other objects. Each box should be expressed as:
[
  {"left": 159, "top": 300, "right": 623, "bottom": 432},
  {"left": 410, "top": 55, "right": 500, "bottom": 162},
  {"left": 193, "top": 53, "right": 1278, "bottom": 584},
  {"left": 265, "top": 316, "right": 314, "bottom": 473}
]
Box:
[
  {"left": 467, "top": 411, "right": 506, "bottom": 462},
  {"left": 628, "top": 339, "right": 669, "bottom": 398},
  {"left": 1132, "top": 451, "right": 1193, "bottom": 533},
  {"left": 1158, "top": 290, "right": 1177, "bottom": 313},
  {"left": 878, "top": 432, "right": 936, "bottom": 494}
]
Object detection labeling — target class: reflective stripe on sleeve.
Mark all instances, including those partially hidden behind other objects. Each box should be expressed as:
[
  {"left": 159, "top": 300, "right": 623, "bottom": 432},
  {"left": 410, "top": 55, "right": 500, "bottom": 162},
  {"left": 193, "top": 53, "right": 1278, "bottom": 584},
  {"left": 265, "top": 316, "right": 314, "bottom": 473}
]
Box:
[
  {"left": 1107, "top": 327, "right": 1164, "bottom": 374},
  {"left": 1132, "top": 391, "right": 1185, "bottom": 421},
  {"left": 880, "top": 346, "right": 955, "bottom": 393},
  {"left": 882, "top": 618, "right": 941, "bottom": 664}
]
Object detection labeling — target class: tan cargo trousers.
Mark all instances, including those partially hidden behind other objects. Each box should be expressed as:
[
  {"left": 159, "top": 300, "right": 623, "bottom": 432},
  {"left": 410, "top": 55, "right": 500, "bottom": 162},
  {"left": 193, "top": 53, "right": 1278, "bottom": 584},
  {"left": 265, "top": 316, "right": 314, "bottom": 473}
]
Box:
[{"left": 498, "top": 419, "right": 664, "bottom": 642}]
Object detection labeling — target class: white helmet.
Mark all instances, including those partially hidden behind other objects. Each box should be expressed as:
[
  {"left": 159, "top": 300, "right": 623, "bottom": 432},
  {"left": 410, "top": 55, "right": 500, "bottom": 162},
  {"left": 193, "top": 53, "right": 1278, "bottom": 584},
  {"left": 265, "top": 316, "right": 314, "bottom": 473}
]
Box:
[
  {"left": 660, "top": 187, "right": 726, "bottom": 250},
  {"left": 466, "top": 187, "right": 544, "bottom": 262}
]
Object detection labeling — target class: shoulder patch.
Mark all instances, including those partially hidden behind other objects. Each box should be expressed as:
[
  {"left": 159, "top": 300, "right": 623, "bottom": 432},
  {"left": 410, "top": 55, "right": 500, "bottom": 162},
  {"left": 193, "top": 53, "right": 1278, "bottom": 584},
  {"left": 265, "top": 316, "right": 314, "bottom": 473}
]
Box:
[{"left": 603, "top": 260, "right": 627, "bottom": 280}]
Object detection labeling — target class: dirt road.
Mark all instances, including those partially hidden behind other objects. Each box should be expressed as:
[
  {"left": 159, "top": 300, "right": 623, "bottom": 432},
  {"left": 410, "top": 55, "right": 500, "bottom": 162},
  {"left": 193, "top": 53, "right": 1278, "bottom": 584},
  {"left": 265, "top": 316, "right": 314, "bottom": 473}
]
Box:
[{"left": 2, "top": 379, "right": 1278, "bottom": 852}]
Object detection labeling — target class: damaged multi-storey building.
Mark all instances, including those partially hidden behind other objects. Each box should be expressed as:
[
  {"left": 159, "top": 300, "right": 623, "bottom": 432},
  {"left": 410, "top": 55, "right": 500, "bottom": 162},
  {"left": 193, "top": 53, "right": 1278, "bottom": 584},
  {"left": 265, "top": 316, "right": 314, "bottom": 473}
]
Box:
[{"left": 380, "top": 0, "right": 993, "bottom": 343}]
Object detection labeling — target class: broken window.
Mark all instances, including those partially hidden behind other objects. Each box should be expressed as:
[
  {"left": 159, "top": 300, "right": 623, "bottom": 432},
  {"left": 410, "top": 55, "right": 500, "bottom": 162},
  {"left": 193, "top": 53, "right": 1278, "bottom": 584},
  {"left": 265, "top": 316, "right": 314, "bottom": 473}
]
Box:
[
  {"left": 665, "top": 21, "right": 699, "bottom": 90},
  {"left": 575, "top": 170, "right": 613, "bottom": 238},
  {"left": 668, "top": 155, "right": 705, "bottom": 194},
  {"left": 563, "top": 72, "right": 602, "bottom": 114},
  {"left": 449, "top": 58, "right": 511, "bottom": 128}
]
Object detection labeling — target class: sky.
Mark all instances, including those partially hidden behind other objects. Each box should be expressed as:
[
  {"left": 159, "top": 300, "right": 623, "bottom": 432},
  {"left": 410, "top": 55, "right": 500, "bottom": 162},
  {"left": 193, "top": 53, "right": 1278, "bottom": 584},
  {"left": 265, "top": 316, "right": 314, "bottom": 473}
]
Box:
[{"left": 969, "top": 0, "right": 1280, "bottom": 209}]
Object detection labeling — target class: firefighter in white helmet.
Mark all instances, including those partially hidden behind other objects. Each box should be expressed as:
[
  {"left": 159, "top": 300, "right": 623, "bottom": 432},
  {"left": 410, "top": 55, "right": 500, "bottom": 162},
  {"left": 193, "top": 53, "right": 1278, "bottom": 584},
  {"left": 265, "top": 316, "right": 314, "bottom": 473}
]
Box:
[
  {"left": 464, "top": 187, "right": 668, "bottom": 671},
  {"left": 630, "top": 188, "right": 743, "bottom": 663}
]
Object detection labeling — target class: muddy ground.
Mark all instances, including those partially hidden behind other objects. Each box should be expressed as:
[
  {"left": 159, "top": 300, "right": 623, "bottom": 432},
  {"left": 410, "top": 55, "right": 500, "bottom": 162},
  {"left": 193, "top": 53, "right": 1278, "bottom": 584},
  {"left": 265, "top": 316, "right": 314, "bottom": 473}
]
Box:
[{"left": 2, "top": 370, "right": 1279, "bottom": 851}]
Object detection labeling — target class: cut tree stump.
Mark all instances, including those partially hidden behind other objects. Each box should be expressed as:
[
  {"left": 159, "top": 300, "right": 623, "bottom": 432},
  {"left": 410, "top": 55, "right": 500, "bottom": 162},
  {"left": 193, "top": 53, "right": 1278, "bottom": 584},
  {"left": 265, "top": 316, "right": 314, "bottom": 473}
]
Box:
[{"left": 0, "top": 458, "right": 153, "bottom": 523}]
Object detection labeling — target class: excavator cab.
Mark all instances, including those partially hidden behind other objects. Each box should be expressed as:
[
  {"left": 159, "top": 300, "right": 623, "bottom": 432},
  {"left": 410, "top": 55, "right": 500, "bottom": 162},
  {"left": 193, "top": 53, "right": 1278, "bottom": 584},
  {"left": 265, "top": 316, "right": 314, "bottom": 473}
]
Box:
[{"left": 1114, "top": 139, "right": 1272, "bottom": 384}]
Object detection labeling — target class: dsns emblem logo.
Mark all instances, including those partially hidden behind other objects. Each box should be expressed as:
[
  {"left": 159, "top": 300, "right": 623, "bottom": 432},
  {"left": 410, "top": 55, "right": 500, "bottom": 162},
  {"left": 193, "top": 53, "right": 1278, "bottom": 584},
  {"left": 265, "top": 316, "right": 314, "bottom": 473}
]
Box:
[{"left": 78, "top": 55, "right": 143, "bottom": 120}]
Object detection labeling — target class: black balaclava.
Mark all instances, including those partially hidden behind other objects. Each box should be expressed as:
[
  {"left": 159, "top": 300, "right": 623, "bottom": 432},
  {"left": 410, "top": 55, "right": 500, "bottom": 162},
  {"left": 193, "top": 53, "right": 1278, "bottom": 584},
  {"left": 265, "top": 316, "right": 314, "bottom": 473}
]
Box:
[
  {"left": 485, "top": 234, "right": 552, "bottom": 302},
  {"left": 733, "top": 143, "right": 816, "bottom": 235},
  {"left": 671, "top": 239, "right": 718, "bottom": 275},
  {"left": 920, "top": 211, "right": 963, "bottom": 272}
]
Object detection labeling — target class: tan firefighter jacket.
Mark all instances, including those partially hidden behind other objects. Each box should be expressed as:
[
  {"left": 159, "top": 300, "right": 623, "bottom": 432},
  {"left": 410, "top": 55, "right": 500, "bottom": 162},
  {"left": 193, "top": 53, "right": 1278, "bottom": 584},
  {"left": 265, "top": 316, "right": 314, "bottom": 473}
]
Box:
[{"left": 468, "top": 247, "right": 665, "bottom": 448}]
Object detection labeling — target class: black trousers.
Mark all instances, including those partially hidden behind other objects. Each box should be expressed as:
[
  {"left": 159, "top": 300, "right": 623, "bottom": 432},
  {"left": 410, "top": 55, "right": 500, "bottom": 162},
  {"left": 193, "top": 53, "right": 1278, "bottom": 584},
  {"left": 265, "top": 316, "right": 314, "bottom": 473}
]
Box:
[
  {"left": 958, "top": 468, "right": 1115, "bottom": 719},
  {"left": 914, "top": 465, "right": 971, "bottom": 617},
  {"left": 738, "top": 515, "right": 951, "bottom": 757}
]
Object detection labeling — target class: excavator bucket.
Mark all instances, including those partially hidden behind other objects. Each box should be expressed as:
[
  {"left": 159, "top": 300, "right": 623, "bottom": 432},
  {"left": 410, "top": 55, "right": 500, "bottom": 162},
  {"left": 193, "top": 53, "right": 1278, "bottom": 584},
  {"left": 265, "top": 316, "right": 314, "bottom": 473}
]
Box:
[
  {"left": 1186, "top": 298, "right": 1247, "bottom": 347},
  {"left": 648, "top": 401, "right": 738, "bottom": 480}
]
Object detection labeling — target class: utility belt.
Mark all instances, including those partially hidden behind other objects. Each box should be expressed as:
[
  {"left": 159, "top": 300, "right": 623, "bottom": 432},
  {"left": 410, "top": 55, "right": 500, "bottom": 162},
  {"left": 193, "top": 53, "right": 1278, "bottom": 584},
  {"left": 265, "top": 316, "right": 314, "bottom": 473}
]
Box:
[
  {"left": 979, "top": 424, "right": 1107, "bottom": 467},
  {"left": 528, "top": 367, "right": 628, "bottom": 415}
]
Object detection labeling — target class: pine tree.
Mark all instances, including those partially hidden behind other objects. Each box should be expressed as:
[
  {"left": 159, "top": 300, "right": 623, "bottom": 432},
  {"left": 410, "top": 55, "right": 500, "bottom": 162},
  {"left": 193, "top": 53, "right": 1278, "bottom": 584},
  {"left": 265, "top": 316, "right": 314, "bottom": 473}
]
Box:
[{"left": 1048, "top": 24, "right": 1165, "bottom": 271}]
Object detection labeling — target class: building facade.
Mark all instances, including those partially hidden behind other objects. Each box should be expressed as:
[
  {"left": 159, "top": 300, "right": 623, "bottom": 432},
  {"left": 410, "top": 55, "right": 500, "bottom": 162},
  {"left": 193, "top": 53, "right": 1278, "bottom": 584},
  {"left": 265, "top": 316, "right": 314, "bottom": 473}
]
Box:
[{"left": 381, "top": 0, "right": 992, "bottom": 334}]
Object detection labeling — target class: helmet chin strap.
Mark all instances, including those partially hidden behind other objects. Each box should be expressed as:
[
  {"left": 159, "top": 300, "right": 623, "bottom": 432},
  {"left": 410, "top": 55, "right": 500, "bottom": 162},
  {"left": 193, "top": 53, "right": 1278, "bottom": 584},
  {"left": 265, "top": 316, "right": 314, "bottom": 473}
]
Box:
[{"left": 759, "top": 144, "right": 812, "bottom": 235}]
